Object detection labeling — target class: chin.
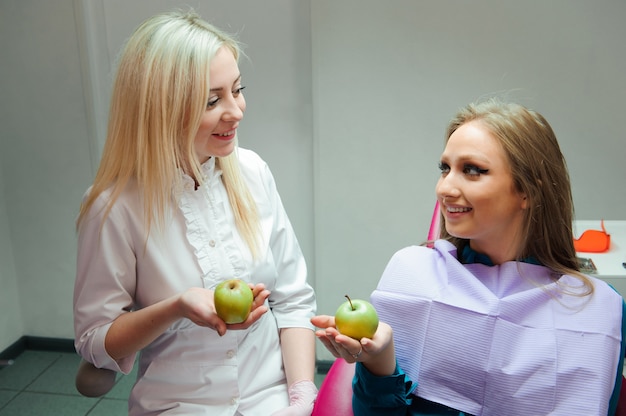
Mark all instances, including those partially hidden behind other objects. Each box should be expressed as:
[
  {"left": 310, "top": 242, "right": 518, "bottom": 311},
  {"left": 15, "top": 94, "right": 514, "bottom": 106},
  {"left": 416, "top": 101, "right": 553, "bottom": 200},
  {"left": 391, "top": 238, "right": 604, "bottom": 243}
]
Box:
[
  {"left": 200, "top": 145, "right": 235, "bottom": 160},
  {"left": 444, "top": 226, "right": 469, "bottom": 240},
  {"left": 214, "top": 142, "right": 237, "bottom": 158},
  {"left": 213, "top": 150, "right": 235, "bottom": 159}
]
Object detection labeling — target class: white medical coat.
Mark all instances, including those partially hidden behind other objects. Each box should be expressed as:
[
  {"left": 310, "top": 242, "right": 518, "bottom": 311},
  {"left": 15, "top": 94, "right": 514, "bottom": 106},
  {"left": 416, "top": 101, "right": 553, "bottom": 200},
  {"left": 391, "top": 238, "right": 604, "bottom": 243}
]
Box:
[{"left": 74, "top": 148, "right": 316, "bottom": 415}]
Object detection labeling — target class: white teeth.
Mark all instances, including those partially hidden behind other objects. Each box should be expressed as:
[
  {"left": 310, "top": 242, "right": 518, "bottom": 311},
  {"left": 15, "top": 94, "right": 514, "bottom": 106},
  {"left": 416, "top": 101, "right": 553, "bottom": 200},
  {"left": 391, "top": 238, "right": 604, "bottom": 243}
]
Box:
[
  {"left": 218, "top": 130, "right": 234, "bottom": 137},
  {"left": 448, "top": 207, "right": 471, "bottom": 213}
]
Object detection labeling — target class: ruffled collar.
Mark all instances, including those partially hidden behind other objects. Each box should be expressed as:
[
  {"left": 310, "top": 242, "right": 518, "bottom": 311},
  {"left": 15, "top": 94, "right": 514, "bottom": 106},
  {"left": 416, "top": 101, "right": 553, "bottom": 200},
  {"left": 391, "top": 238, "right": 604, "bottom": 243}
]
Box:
[{"left": 176, "top": 158, "right": 222, "bottom": 195}]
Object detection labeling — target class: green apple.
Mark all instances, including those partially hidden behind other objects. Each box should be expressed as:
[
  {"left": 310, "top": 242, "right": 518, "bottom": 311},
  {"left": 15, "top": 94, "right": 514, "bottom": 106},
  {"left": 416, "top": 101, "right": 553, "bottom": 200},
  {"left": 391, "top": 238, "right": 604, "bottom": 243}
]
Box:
[
  {"left": 214, "top": 279, "right": 254, "bottom": 324},
  {"left": 334, "top": 295, "right": 379, "bottom": 340}
]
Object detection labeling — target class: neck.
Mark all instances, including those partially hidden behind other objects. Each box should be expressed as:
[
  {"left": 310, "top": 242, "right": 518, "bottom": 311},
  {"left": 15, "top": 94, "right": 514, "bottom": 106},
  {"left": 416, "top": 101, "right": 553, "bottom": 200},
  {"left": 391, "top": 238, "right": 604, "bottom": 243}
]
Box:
[{"left": 468, "top": 241, "right": 519, "bottom": 265}]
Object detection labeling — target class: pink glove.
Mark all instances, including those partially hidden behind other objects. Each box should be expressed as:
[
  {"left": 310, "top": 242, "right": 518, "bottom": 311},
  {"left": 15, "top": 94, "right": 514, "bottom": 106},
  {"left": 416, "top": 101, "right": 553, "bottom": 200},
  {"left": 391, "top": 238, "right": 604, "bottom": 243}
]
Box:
[{"left": 271, "top": 380, "right": 318, "bottom": 416}]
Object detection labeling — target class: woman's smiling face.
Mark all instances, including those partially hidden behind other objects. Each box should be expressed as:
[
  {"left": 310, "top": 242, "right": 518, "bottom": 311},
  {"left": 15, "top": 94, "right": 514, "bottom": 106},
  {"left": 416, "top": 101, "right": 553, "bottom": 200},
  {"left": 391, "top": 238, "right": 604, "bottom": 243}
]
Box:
[
  {"left": 436, "top": 121, "right": 528, "bottom": 263},
  {"left": 193, "top": 46, "right": 246, "bottom": 163}
]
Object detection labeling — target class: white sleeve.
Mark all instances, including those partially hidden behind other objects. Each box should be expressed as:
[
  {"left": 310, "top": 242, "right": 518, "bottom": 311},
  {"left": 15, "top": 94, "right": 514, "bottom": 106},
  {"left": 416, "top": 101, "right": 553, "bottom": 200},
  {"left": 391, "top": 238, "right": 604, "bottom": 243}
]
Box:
[
  {"left": 242, "top": 150, "right": 316, "bottom": 329},
  {"left": 73, "top": 191, "right": 137, "bottom": 374}
]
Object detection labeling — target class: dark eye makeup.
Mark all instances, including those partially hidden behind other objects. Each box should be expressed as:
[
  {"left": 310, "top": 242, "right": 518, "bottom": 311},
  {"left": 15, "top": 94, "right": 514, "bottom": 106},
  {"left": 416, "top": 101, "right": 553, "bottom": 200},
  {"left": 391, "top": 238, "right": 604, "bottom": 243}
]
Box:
[
  {"left": 438, "top": 161, "right": 489, "bottom": 176},
  {"left": 206, "top": 85, "right": 246, "bottom": 108},
  {"left": 463, "top": 164, "right": 489, "bottom": 176}
]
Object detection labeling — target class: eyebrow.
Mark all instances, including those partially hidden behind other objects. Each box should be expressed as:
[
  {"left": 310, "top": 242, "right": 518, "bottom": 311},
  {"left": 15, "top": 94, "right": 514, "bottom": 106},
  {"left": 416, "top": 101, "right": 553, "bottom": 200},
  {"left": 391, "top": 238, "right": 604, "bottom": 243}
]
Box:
[
  {"left": 441, "top": 154, "right": 490, "bottom": 164},
  {"left": 209, "top": 75, "right": 241, "bottom": 92}
]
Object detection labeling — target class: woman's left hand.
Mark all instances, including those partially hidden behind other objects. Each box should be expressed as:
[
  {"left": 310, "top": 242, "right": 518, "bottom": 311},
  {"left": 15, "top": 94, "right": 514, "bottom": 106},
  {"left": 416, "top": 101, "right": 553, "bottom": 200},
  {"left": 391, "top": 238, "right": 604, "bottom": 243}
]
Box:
[
  {"left": 311, "top": 315, "right": 364, "bottom": 362},
  {"left": 311, "top": 315, "right": 395, "bottom": 375}
]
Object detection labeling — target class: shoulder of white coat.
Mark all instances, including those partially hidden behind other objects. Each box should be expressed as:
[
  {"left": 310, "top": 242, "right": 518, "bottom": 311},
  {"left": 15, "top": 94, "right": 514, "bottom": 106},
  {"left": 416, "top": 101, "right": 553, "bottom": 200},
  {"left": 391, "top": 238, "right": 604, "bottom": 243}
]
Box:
[
  {"left": 236, "top": 147, "right": 277, "bottom": 193},
  {"left": 237, "top": 147, "right": 266, "bottom": 170},
  {"left": 81, "top": 182, "right": 142, "bottom": 227}
]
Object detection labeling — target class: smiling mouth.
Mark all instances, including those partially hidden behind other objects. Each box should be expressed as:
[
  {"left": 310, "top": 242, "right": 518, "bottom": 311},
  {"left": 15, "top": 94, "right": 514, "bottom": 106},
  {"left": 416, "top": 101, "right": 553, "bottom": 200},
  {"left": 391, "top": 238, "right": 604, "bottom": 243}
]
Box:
[
  {"left": 215, "top": 129, "right": 236, "bottom": 137},
  {"left": 447, "top": 206, "right": 472, "bottom": 213}
]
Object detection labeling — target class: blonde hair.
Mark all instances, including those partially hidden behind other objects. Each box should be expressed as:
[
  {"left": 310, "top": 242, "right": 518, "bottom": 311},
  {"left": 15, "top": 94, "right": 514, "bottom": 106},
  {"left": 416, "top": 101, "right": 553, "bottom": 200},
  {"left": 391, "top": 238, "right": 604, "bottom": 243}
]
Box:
[
  {"left": 77, "top": 10, "right": 260, "bottom": 257},
  {"left": 440, "top": 98, "right": 592, "bottom": 295}
]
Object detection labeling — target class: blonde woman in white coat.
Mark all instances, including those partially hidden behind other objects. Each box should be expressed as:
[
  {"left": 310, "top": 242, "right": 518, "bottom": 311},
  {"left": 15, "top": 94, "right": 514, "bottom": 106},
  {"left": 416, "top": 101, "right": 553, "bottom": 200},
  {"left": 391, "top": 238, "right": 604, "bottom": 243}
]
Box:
[{"left": 73, "top": 10, "right": 317, "bottom": 415}]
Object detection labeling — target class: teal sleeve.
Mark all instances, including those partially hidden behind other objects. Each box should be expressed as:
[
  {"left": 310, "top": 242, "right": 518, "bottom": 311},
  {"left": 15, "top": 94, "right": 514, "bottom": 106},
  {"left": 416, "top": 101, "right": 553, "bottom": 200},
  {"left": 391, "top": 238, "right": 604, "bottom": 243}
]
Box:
[{"left": 352, "top": 362, "right": 415, "bottom": 415}]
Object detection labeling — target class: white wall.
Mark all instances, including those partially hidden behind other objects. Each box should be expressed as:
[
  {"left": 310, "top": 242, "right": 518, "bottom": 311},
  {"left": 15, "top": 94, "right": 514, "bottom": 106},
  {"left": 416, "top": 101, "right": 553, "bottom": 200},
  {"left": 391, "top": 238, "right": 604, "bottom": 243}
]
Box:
[
  {"left": 1, "top": 0, "right": 625, "bottom": 361},
  {"left": 0, "top": 0, "right": 94, "bottom": 350},
  {"left": 0, "top": 160, "right": 23, "bottom": 351}
]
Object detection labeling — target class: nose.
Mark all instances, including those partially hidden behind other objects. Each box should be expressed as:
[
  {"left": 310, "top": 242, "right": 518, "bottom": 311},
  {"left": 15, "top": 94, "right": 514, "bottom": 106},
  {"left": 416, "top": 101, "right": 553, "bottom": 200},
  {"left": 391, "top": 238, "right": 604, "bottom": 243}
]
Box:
[
  {"left": 435, "top": 173, "right": 461, "bottom": 203},
  {"left": 222, "top": 95, "right": 245, "bottom": 122}
]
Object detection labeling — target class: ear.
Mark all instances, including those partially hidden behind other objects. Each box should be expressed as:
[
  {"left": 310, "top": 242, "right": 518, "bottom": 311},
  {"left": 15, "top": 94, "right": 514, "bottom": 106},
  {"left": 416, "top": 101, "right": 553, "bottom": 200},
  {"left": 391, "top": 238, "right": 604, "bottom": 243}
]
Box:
[{"left": 520, "top": 194, "right": 528, "bottom": 210}]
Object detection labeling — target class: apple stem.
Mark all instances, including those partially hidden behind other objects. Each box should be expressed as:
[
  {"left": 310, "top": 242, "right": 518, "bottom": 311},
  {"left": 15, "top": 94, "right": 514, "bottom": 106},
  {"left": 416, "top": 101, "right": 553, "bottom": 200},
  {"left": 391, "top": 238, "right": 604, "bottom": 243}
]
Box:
[{"left": 345, "top": 295, "right": 355, "bottom": 311}]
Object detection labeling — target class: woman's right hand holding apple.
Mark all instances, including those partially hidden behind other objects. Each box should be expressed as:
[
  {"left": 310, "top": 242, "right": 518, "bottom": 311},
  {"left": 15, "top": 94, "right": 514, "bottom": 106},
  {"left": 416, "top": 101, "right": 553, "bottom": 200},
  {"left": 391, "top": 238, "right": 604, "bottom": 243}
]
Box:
[
  {"left": 310, "top": 315, "right": 397, "bottom": 376},
  {"left": 105, "top": 284, "right": 271, "bottom": 362},
  {"left": 179, "top": 284, "right": 270, "bottom": 336}
]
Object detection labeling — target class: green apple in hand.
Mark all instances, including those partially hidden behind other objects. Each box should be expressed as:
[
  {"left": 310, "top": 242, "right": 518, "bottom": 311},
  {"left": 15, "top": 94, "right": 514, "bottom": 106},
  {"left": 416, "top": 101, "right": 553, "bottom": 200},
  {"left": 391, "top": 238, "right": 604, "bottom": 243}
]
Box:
[
  {"left": 214, "top": 279, "right": 254, "bottom": 324},
  {"left": 335, "top": 295, "right": 379, "bottom": 340}
]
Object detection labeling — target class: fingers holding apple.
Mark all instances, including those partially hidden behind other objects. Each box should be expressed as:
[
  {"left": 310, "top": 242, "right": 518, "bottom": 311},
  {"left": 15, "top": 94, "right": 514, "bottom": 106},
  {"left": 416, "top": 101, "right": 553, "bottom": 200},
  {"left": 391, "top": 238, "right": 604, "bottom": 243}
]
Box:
[
  {"left": 249, "top": 283, "right": 270, "bottom": 311},
  {"left": 310, "top": 314, "right": 336, "bottom": 335},
  {"left": 318, "top": 319, "right": 394, "bottom": 368},
  {"left": 310, "top": 315, "right": 341, "bottom": 357},
  {"left": 225, "top": 283, "right": 270, "bottom": 330},
  {"left": 321, "top": 327, "right": 361, "bottom": 361}
]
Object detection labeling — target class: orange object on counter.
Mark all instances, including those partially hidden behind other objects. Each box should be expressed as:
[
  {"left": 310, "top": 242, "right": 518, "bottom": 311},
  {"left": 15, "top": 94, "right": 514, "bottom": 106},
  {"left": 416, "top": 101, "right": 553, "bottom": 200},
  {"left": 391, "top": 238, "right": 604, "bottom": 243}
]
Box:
[{"left": 574, "top": 219, "right": 611, "bottom": 253}]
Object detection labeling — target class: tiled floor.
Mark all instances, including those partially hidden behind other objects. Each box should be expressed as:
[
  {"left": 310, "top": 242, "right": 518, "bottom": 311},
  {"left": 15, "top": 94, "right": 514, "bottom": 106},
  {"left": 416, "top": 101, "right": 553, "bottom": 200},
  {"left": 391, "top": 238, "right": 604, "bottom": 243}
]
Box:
[
  {"left": 0, "top": 350, "right": 134, "bottom": 415},
  {"left": 0, "top": 350, "right": 328, "bottom": 415}
]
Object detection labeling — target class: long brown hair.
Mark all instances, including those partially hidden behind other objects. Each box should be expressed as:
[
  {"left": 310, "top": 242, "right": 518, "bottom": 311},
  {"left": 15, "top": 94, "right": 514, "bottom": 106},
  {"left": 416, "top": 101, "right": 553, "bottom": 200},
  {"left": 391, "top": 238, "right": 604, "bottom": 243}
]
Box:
[{"left": 440, "top": 99, "right": 591, "bottom": 295}]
